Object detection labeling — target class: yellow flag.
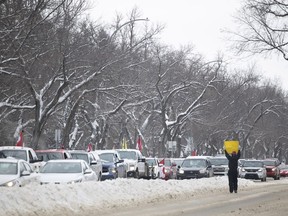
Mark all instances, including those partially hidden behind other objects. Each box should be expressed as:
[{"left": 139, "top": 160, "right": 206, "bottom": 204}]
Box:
[{"left": 121, "top": 137, "right": 128, "bottom": 149}]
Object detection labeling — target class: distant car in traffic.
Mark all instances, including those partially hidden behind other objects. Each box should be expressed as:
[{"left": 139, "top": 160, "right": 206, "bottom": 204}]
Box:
[
  {"left": 263, "top": 158, "right": 281, "bottom": 180},
  {"left": 177, "top": 156, "right": 213, "bottom": 179},
  {"left": 69, "top": 150, "right": 102, "bottom": 181},
  {"left": 146, "top": 157, "right": 160, "bottom": 179},
  {"left": 159, "top": 158, "right": 177, "bottom": 180},
  {"left": 38, "top": 159, "right": 97, "bottom": 184},
  {"left": 0, "top": 158, "right": 38, "bottom": 187},
  {"left": 95, "top": 150, "right": 127, "bottom": 180},
  {"left": 280, "top": 165, "right": 288, "bottom": 177},
  {"left": 210, "top": 156, "right": 229, "bottom": 176},
  {"left": 35, "top": 149, "right": 72, "bottom": 162},
  {"left": 239, "top": 159, "right": 267, "bottom": 181}
]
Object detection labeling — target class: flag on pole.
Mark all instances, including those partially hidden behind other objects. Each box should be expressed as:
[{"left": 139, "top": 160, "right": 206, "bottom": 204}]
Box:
[
  {"left": 86, "top": 143, "right": 92, "bottom": 152},
  {"left": 16, "top": 130, "right": 24, "bottom": 147},
  {"left": 121, "top": 137, "right": 127, "bottom": 149},
  {"left": 136, "top": 135, "right": 142, "bottom": 151}
]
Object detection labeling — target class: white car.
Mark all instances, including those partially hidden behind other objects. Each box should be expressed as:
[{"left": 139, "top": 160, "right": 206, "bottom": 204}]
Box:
[
  {"left": 69, "top": 150, "right": 103, "bottom": 181},
  {"left": 38, "top": 159, "right": 97, "bottom": 184},
  {"left": 146, "top": 157, "right": 161, "bottom": 179},
  {"left": 0, "top": 158, "right": 38, "bottom": 187},
  {"left": 239, "top": 159, "right": 267, "bottom": 182}
]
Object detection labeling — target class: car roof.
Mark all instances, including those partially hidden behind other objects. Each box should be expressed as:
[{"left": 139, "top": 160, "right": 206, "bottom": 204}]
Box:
[
  {"left": 0, "top": 146, "right": 34, "bottom": 150},
  {"left": 35, "top": 149, "right": 69, "bottom": 152},
  {"left": 186, "top": 156, "right": 210, "bottom": 160},
  {"left": 116, "top": 149, "right": 140, "bottom": 152},
  {"left": 95, "top": 150, "right": 118, "bottom": 154},
  {"left": 45, "top": 159, "right": 84, "bottom": 163},
  {"left": 0, "top": 158, "right": 24, "bottom": 163}
]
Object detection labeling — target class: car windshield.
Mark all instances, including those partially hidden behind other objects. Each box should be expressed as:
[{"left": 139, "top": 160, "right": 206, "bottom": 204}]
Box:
[
  {"left": 40, "top": 162, "right": 82, "bottom": 173},
  {"left": 146, "top": 159, "right": 156, "bottom": 166},
  {"left": 210, "top": 158, "right": 228, "bottom": 166},
  {"left": 98, "top": 153, "right": 114, "bottom": 163},
  {"left": 263, "top": 160, "right": 276, "bottom": 166},
  {"left": 71, "top": 153, "right": 89, "bottom": 163},
  {"left": 0, "top": 162, "right": 17, "bottom": 175},
  {"left": 0, "top": 150, "right": 27, "bottom": 161},
  {"left": 243, "top": 161, "right": 263, "bottom": 167},
  {"left": 182, "top": 159, "right": 206, "bottom": 168},
  {"left": 173, "top": 159, "right": 184, "bottom": 166},
  {"left": 118, "top": 151, "right": 137, "bottom": 160},
  {"left": 36, "top": 152, "right": 63, "bottom": 162}
]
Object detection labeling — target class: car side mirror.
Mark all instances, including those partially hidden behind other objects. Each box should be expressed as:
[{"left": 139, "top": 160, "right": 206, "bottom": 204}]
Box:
[
  {"left": 84, "top": 168, "right": 93, "bottom": 174},
  {"left": 21, "top": 170, "right": 31, "bottom": 176},
  {"left": 90, "top": 160, "right": 97, "bottom": 165}
]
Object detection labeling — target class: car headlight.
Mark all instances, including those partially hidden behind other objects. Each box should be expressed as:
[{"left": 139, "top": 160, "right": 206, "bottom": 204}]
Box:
[
  {"left": 3, "top": 179, "right": 18, "bottom": 187},
  {"left": 272, "top": 168, "right": 276, "bottom": 171},
  {"left": 241, "top": 168, "right": 246, "bottom": 172},
  {"left": 179, "top": 169, "right": 184, "bottom": 174},
  {"left": 199, "top": 169, "right": 206, "bottom": 174},
  {"left": 129, "top": 165, "right": 135, "bottom": 171},
  {"left": 109, "top": 167, "right": 117, "bottom": 173},
  {"left": 258, "top": 168, "right": 263, "bottom": 172}
]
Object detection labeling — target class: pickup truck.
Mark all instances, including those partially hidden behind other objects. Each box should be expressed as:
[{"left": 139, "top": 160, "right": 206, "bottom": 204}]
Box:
[
  {"left": 116, "top": 149, "right": 151, "bottom": 179},
  {"left": 0, "top": 146, "right": 43, "bottom": 172}
]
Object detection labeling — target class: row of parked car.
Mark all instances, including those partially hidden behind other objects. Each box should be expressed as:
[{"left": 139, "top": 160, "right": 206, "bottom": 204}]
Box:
[{"left": 1, "top": 146, "right": 287, "bottom": 187}]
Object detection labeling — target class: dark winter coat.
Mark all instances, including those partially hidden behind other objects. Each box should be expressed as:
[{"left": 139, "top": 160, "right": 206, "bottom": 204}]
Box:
[{"left": 225, "top": 150, "right": 241, "bottom": 172}]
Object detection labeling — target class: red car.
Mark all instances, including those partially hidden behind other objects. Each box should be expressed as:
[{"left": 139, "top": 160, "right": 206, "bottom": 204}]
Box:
[
  {"left": 158, "top": 158, "right": 177, "bottom": 180},
  {"left": 280, "top": 165, "right": 288, "bottom": 177},
  {"left": 263, "top": 158, "right": 281, "bottom": 180}
]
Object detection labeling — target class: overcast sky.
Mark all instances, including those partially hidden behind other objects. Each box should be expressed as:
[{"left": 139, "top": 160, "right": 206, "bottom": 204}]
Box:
[{"left": 88, "top": 0, "right": 288, "bottom": 91}]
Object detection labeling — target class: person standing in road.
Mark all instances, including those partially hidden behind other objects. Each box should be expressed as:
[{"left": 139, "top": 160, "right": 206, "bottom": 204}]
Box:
[{"left": 225, "top": 149, "right": 241, "bottom": 193}]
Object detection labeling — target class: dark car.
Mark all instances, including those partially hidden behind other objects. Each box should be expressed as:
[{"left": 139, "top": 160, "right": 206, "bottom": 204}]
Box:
[
  {"left": 263, "top": 158, "right": 281, "bottom": 180},
  {"left": 95, "top": 150, "right": 127, "bottom": 180},
  {"left": 177, "top": 156, "right": 213, "bottom": 179}
]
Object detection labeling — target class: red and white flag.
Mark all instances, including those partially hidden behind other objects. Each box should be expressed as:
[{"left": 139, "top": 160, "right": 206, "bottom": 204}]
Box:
[
  {"left": 16, "top": 131, "right": 24, "bottom": 147},
  {"left": 86, "top": 143, "right": 92, "bottom": 152},
  {"left": 136, "top": 135, "right": 142, "bottom": 151}
]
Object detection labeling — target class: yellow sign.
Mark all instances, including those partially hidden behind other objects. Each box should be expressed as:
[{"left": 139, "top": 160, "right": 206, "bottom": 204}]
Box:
[{"left": 224, "top": 140, "right": 239, "bottom": 154}]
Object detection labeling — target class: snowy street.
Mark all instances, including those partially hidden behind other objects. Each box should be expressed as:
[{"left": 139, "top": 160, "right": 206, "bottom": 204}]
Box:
[{"left": 1, "top": 176, "right": 288, "bottom": 216}]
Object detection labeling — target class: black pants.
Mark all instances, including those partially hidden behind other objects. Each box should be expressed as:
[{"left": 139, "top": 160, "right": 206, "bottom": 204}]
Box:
[{"left": 228, "top": 170, "right": 238, "bottom": 192}]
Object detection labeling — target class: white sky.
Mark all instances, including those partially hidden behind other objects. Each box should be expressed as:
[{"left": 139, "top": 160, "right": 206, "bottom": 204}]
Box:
[
  {"left": 87, "top": 0, "right": 288, "bottom": 91},
  {"left": 1, "top": 177, "right": 259, "bottom": 215}
]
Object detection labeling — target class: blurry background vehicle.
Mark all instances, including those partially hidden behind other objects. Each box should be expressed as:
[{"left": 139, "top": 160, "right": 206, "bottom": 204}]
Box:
[
  {"left": 280, "top": 165, "right": 288, "bottom": 177},
  {"left": 173, "top": 158, "right": 185, "bottom": 167},
  {"left": 159, "top": 158, "right": 177, "bottom": 180},
  {"left": 95, "top": 150, "right": 127, "bottom": 180},
  {"left": 177, "top": 156, "right": 213, "bottom": 179},
  {"left": 146, "top": 157, "right": 160, "bottom": 179},
  {"left": 210, "top": 156, "right": 229, "bottom": 176},
  {"left": 239, "top": 159, "right": 267, "bottom": 182},
  {"left": 116, "top": 149, "right": 150, "bottom": 179},
  {"left": 0, "top": 158, "right": 38, "bottom": 187},
  {"left": 35, "top": 149, "right": 72, "bottom": 162},
  {"left": 0, "top": 146, "right": 42, "bottom": 172},
  {"left": 69, "top": 150, "right": 102, "bottom": 181},
  {"left": 263, "top": 158, "right": 281, "bottom": 180},
  {"left": 38, "top": 159, "right": 97, "bottom": 184}
]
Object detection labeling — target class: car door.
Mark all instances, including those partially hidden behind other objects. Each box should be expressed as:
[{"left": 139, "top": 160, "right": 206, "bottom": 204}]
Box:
[
  {"left": 114, "top": 153, "right": 126, "bottom": 178},
  {"left": 20, "top": 161, "right": 37, "bottom": 186}
]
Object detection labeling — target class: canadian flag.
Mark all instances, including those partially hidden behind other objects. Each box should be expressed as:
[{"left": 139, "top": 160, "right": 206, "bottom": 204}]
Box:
[
  {"left": 86, "top": 143, "right": 92, "bottom": 152},
  {"left": 16, "top": 130, "right": 24, "bottom": 147},
  {"left": 136, "top": 135, "right": 142, "bottom": 151}
]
